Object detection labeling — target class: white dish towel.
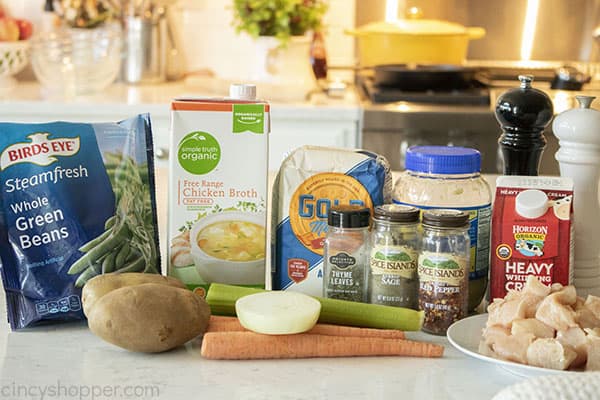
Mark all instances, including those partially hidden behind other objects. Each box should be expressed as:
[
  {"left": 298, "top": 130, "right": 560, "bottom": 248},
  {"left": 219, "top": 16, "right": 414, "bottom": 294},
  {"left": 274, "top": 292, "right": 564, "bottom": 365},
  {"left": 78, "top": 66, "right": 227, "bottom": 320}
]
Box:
[{"left": 493, "top": 373, "right": 600, "bottom": 400}]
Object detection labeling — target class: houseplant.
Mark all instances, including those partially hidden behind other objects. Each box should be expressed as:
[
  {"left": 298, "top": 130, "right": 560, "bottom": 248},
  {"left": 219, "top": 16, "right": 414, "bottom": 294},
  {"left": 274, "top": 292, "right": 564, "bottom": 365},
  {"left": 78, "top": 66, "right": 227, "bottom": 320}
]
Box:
[
  {"left": 231, "top": 0, "right": 328, "bottom": 85},
  {"left": 232, "top": 0, "right": 328, "bottom": 45}
]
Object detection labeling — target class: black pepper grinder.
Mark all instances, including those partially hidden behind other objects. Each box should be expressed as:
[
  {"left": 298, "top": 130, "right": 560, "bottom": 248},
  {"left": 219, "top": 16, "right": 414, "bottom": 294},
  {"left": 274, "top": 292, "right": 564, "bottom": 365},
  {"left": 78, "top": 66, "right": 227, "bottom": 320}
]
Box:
[{"left": 495, "top": 75, "right": 554, "bottom": 175}]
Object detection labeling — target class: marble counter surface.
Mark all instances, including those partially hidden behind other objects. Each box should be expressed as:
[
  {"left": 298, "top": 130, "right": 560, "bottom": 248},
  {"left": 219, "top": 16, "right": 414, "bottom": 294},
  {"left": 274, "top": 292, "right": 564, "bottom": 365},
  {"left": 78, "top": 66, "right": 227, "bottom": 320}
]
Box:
[{"left": 0, "top": 300, "right": 520, "bottom": 400}]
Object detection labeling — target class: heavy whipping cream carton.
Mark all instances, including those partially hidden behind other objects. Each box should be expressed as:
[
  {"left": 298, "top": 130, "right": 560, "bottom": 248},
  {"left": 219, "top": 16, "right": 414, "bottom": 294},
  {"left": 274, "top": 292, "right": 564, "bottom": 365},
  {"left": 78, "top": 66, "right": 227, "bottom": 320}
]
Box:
[
  {"left": 272, "top": 146, "right": 392, "bottom": 295},
  {"left": 168, "top": 85, "right": 270, "bottom": 295},
  {"left": 490, "top": 176, "right": 574, "bottom": 300}
]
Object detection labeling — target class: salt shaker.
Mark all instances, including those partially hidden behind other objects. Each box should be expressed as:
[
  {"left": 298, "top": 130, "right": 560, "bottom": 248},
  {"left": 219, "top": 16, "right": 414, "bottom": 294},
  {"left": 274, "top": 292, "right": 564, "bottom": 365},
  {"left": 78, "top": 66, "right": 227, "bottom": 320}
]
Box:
[
  {"left": 553, "top": 95, "right": 600, "bottom": 296},
  {"left": 495, "top": 75, "right": 554, "bottom": 175}
]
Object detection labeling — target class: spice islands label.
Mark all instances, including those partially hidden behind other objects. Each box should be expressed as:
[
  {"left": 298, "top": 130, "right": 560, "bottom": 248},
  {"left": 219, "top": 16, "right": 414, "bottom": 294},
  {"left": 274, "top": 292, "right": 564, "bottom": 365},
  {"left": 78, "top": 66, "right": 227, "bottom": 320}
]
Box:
[
  {"left": 370, "top": 246, "right": 417, "bottom": 279},
  {"left": 418, "top": 252, "right": 467, "bottom": 286},
  {"left": 289, "top": 173, "right": 372, "bottom": 256}
]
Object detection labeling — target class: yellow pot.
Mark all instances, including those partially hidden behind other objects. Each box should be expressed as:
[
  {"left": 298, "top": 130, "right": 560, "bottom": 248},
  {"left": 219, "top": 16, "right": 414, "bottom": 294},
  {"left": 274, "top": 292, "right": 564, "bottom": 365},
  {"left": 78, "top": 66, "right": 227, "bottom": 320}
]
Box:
[{"left": 346, "top": 19, "right": 485, "bottom": 67}]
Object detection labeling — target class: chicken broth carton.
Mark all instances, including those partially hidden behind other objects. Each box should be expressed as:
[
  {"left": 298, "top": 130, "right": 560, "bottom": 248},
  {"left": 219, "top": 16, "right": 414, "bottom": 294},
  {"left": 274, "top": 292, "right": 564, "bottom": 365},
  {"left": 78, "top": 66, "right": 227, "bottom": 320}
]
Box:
[
  {"left": 168, "top": 85, "right": 269, "bottom": 295},
  {"left": 490, "top": 176, "right": 574, "bottom": 300}
]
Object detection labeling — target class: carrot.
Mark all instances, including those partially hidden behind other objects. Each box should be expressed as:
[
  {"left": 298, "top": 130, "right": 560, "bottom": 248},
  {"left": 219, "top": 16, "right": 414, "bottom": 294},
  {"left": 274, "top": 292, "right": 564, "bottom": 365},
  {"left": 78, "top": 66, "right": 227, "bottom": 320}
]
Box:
[
  {"left": 310, "top": 324, "right": 405, "bottom": 339},
  {"left": 208, "top": 315, "right": 242, "bottom": 328},
  {"left": 207, "top": 315, "right": 406, "bottom": 339},
  {"left": 200, "top": 331, "right": 444, "bottom": 360}
]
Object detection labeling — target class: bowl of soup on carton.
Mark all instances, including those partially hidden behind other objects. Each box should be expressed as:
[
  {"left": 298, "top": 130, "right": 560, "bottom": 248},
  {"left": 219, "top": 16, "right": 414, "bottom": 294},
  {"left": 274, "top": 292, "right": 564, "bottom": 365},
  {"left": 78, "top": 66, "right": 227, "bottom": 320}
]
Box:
[{"left": 190, "top": 211, "right": 266, "bottom": 285}]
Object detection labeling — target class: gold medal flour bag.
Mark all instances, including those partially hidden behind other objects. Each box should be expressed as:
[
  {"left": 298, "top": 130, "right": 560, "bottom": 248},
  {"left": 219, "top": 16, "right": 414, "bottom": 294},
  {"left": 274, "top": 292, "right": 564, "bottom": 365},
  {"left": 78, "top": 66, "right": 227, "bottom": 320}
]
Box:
[
  {"left": 272, "top": 146, "right": 392, "bottom": 296},
  {"left": 0, "top": 115, "right": 160, "bottom": 329}
]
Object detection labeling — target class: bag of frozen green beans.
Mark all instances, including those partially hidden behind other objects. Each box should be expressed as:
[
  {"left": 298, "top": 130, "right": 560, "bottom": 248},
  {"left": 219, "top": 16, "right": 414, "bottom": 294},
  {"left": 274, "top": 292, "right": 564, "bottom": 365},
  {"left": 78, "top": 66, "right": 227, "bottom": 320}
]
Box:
[{"left": 0, "top": 114, "right": 160, "bottom": 329}]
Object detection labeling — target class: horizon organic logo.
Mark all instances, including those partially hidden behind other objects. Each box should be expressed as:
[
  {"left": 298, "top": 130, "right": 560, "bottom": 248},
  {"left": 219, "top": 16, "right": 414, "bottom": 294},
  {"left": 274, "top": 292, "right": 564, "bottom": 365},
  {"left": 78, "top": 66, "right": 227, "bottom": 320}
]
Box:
[{"left": 0, "top": 133, "right": 80, "bottom": 170}]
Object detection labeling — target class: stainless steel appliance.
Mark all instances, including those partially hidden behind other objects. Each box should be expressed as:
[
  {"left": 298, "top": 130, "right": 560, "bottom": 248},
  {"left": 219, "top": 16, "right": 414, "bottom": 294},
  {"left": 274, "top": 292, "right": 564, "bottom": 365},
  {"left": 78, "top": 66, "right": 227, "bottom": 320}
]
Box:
[
  {"left": 359, "top": 70, "right": 565, "bottom": 175},
  {"left": 361, "top": 95, "right": 505, "bottom": 174}
]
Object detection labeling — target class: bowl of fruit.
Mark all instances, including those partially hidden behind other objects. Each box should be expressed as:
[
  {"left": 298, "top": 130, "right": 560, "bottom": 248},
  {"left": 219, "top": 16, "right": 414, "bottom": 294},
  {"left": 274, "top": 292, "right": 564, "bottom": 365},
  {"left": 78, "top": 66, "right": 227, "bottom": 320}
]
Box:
[{"left": 0, "top": 7, "right": 33, "bottom": 92}]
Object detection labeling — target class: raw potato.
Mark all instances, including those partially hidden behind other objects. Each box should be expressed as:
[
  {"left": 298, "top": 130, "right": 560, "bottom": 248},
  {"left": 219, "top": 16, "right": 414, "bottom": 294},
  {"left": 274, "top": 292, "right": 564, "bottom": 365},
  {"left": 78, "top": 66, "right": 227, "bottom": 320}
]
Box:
[
  {"left": 235, "top": 291, "right": 321, "bottom": 335},
  {"left": 82, "top": 273, "right": 186, "bottom": 317},
  {"left": 87, "top": 283, "right": 210, "bottom": 352}
]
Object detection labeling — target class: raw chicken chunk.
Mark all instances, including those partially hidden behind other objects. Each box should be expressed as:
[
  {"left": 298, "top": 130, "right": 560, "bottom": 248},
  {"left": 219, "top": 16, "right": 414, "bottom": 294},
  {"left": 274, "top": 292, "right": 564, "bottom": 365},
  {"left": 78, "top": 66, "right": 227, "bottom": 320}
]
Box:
[
  {"left": 487, "top": 299, "right": 528, "bottom": 328},
  {"left": 550, "top": 285, "right": 577, "bottom": 306},
  {"left": 585, "top": 328, "right": 600, "bottom": 337},
  {"left": 535, "top": 295, "right": 578, "bottom": 331},
  {"left": 492, "top": 332, "right": 535, "bottom": 364},
  {"left": 483, "top": 325, "right": 511, "bottom": 343},
  {"left": 584, "top": 295, "right": 600, "bottom": 319},
  {"left": 556, "top": 327, "right": 588, "bottom": 368},
  {"left": 520, "top": 294, "right": 544, "bottom": 318},
  {"left": 479, "top": 325, "right": 510, "bottom": 357},
  {"left": 575, "top": 308, "right": 600, "bottom": 330},
  {"left": 523, "top": 275, "right": 551, "bottom": 297},
  {"left": 478, "top": 340, "right": 494, "bottom": 357},
  {"left": 585, "top": 334, "right": 600, "bottom": 371},
  {"left": 511, "top": 318, "right": 555, "bottom": 339},
  {"left": 504, "top": 290, "right": 522, "bottom": 301},
  {"left": 481, "top": 276, "right": 600, "bottom": 372},
  {"left": 550, "top": 283, "right": 564, "bottom": 293},
  {"left": 526, "top": 338, "right": 577, "bottom": 370}
]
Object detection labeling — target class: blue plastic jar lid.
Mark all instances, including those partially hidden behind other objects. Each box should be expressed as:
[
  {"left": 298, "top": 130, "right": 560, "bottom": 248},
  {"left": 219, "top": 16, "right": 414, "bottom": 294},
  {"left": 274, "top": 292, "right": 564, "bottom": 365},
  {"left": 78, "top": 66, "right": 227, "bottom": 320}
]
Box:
[{"left": 405, "top": 146, "right": 481, "bottom": 174}]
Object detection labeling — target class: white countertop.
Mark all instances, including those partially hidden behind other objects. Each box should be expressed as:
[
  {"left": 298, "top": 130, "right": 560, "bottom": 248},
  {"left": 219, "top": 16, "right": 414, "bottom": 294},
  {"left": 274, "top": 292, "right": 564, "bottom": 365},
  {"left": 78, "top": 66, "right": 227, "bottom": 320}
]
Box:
[
  {"left": 0, "top": 304, "right": 520, "bottom": 400},
  {"left": 0, "top": 81, "right": 362, "bottom": 121}
]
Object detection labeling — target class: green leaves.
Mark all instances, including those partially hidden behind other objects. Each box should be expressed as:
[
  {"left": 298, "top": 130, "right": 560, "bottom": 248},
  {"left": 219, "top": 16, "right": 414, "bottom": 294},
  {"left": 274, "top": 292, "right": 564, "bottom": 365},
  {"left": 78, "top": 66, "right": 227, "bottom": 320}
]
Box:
[{"left": 232, "top": 0, "right": 328, "bottom": 45}]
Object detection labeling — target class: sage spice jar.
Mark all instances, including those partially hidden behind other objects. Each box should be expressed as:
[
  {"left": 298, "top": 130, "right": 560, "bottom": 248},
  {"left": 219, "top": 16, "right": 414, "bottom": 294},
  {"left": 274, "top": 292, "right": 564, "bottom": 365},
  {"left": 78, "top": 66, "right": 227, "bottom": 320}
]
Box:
[
  {"left": 368, "top": 205, "right": 420, "bottom": 309},
  {"left": 418, "top": 209, "right": 470, "bottom": 335},
  {"left": 323, "top": 205, "right": 370, "bottom": 302}
]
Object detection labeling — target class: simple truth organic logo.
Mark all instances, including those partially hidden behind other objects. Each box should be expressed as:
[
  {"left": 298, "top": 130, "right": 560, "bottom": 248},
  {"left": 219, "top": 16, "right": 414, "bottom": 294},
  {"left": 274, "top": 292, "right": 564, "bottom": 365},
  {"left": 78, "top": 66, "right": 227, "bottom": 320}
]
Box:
[{"left": 0, "top": 133, "right": 80, "bottom": 170}]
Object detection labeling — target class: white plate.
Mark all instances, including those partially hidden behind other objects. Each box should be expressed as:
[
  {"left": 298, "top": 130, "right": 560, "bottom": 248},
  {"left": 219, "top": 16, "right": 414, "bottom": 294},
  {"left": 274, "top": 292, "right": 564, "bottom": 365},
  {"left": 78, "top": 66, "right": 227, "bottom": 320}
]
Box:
[{"left": 447, "top": 314, "right": 581, "bottom": 378}]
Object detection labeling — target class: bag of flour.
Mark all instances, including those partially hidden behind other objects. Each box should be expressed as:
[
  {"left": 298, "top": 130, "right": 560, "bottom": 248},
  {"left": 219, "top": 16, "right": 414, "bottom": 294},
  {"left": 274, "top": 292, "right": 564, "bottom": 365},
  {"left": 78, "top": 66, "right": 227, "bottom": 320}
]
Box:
[{"left": 271, "top": 146, "right": 392, "bottom": 296}]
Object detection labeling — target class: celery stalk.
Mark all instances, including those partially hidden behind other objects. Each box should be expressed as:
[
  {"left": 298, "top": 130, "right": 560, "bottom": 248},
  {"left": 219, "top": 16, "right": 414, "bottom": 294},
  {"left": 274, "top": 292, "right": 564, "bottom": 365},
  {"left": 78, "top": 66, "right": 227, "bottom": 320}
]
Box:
[
  {"left": 206, "top": 284, "right": 424, "bottom": 331},
  {"left": 205, "top": 284, "right": 264, "bottom": 316},
  {"left": 316, "top": 297, "right": 424, "bottom": 331}
]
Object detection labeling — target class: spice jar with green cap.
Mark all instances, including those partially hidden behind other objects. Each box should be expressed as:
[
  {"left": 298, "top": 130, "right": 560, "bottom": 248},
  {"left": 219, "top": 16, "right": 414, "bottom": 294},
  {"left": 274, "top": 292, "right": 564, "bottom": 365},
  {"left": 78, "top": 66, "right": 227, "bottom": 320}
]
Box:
[
  {"left": 323, "top": 205, "right": 371, "bottom": 303},
  {"left": 368, "top": 204, "right": 420, "bottom": 309}
]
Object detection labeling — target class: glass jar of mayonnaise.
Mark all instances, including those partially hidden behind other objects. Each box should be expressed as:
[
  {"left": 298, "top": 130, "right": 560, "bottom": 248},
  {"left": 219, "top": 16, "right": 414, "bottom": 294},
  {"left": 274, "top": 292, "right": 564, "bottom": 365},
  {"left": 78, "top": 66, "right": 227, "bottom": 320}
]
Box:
[{"left": 393, "top": 146, "right": 491, "bottom": 311}]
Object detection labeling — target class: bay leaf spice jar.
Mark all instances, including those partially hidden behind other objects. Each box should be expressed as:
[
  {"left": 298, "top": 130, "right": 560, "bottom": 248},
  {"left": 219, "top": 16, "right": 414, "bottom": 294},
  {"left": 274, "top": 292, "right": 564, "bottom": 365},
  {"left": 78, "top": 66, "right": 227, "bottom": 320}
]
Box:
[
  {"left": 418, "top": 209, "right": 470, "bottom": 335},
  {"left": 368, "top": 205, "right": 420, "bottom": 309}
]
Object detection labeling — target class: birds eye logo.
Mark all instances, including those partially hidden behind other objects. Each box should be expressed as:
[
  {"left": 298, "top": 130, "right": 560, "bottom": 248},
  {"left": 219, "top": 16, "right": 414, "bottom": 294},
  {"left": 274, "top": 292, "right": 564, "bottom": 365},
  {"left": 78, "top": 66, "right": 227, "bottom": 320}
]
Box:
[{"left": 0, "top": 133, "right": 80, "bottom": 170}]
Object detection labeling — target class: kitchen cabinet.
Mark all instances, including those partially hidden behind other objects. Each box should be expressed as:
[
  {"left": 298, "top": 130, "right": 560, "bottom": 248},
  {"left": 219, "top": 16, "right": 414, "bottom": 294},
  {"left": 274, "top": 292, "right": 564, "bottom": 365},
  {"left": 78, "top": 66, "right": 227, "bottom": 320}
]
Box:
[{"left": 0, "top": 82, "right": 362, "bottom": 170}]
